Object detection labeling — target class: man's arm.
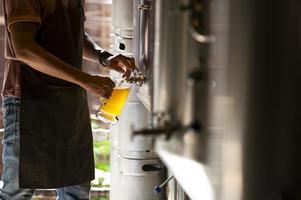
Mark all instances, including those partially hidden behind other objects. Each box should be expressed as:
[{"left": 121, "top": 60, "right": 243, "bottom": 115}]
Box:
[
  {"left": 10, "top": 22, "right": 115, "bottom": 98},
  {"left": 83, "top": 32, "right": 137, "bottom": 78},
  {"left": 83, "top": 32, "right": 108, "bottom": 64}
]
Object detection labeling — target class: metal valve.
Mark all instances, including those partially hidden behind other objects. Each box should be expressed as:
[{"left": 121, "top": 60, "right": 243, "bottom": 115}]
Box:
[
  {"left": 126, "top": 71, "right": 147, "bottom": 87},
  {"left": 132, "top": 120, "right": 202, "bottom": 140}
]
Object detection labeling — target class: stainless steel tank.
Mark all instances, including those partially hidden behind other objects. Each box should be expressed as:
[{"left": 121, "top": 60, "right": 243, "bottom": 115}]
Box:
[
  {"left": 110, "top": 1, "right": 165, "bottom": 200},
  {"left": 118, "top": 157, "right": 165, "bottom": 200}
]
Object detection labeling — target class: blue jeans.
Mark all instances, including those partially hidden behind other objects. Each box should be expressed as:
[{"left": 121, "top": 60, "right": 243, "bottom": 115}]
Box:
[{"left": 0, "top": 96, "right": 91, "bottom": 200}]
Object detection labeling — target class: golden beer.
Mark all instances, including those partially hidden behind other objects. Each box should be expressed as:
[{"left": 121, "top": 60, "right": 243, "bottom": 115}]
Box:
[{"left": 97, "top": 86, "right": 130, "bottom": 123}]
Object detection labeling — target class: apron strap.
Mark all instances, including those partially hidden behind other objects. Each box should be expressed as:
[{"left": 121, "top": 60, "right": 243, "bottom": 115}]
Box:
[
  {"left": 56, "top": 0, "right": 83, "bottom": 9},
  {"left": 56, "top": 0, "right": 63, "bottom": 7},
  {"left": 77, "top": 0, "right": 83, "bottom": 8}
]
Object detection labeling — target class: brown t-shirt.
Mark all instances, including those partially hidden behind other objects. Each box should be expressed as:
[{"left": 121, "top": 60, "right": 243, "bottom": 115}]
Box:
[{"left": 2, "top": 0, "right": 85, "bottom": 97}]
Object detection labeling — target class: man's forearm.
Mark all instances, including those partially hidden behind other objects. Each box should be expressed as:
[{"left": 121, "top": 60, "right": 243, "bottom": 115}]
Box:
[
  {"left": 83, "top": 32, "right": 101, "bottom": 63},
  {"left": 9, "top": 22, "right": 116, "bottom": 97},
  {"left": 16, "top": 41, "right": 90, "bottom": 88},
  {"left": 83, "top": 32, "right": 112, "bottom": 66}
]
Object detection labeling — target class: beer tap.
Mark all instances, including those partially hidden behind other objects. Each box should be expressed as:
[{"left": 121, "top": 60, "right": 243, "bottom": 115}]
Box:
[
  {"left": 131, "top": 112, "right": 202, "bottom": 140},
  {"left": 125, "top": 70, "right": 147, "bottom": 87}
]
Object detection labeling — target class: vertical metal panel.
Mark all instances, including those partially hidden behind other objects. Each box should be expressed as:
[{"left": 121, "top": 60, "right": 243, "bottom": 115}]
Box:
[
  {"left": 111, "top": 0, "right": 121, "bottom": 35},
  {"left": 119, "top": 0, "right": 134, "bottom": 38},
  {"left": 241, "top": 1, "right": 301, "bottom": 199},
  {"left": 209, "top": 0, "right": 301, "bottom": 199},
  {"left": 112, "top": 0, "right": 133, "bottom": 37},
  {"left": 133, "top": 0, "right": 154, "bottom": 116},
  {"left": 152, "top": 0, "right": 187, "bottom": 126},
  {"left": 133, "top": 0, "right": 152, "bottom": 72}
]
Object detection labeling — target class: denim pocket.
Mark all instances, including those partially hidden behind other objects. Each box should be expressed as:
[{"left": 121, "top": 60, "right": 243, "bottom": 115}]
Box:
[
  {"left": 2, "top": 96, "right": 21, "bottom": 145},
  {"left": 2, "top": 96, "right": 21, "bottom": 114}
]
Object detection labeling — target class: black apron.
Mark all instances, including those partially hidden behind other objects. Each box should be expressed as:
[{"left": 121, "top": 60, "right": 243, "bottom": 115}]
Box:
[{"left": 19, "top": 0, "right": 94, "bottom": 188}]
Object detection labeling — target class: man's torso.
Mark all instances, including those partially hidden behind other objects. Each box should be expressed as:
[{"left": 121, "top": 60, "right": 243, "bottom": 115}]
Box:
[{"left": 2, "top": 0, "right": 85, "bottom": 97}]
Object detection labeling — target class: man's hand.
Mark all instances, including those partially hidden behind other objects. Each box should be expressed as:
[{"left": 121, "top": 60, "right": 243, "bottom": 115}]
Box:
[
  {"left": 106, "top": 54, "right": 137, "bottom": 79},
  {"left": 83, "top": 33, "right": 137, "bottom": 78},
  {"left": 80, "top": 75, "right": 115, "bottom": 99}
]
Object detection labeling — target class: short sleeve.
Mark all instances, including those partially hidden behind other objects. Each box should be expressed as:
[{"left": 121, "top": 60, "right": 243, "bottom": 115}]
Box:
[{"left": 4, "top": 0, "right": 41, "bottom": 32}]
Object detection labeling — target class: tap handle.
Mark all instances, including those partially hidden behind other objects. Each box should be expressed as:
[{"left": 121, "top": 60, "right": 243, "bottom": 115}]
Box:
[
  {"left": 126, "top": 70, "right": 147, "bottom": 87},
  {"left": 154, "top": 176, "right": 174, "bottom": 194}
]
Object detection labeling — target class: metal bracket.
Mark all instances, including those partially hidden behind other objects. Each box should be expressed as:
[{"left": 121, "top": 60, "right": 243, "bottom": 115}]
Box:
[
  {"left": 138, "top": 4, "right": 152, "bottom": 11},
  {"left": 189, "top": 26, "right": 215, "bottom": 43}
]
